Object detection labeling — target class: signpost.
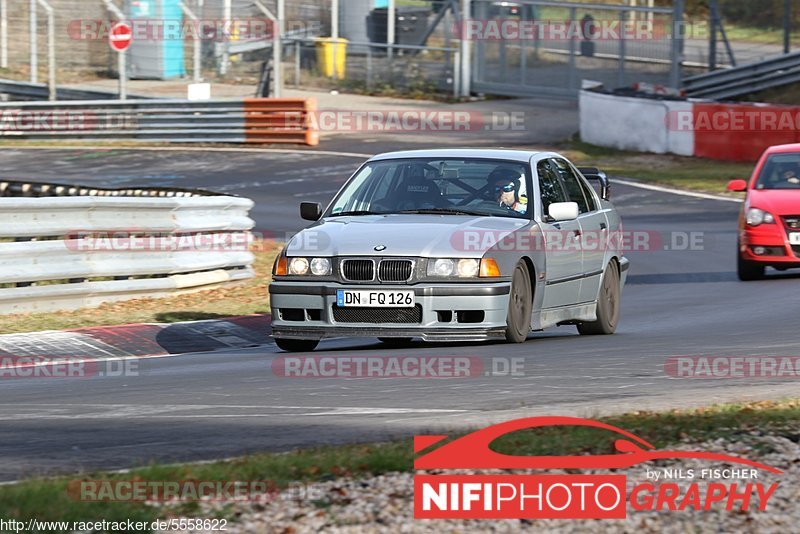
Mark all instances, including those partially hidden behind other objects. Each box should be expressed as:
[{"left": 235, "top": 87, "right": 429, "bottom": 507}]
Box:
[{"left": 109, "top": 21, "right": 132, "bottom": 100}]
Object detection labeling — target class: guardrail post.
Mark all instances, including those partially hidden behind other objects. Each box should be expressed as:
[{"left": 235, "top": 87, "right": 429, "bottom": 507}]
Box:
[
  {"left": 367, "top": 46, "right": 373, "bottom": 90},
  {"left": 37, "top": 0, "right": 55, "bottom": 100},
  {"left": 253, "top": 0, "right": 282, "bottom": 96},
  {"left": 1, "top": 0, "right": 7, "bottom": 69},
  {"left": 221, "top": 0, "right": 231, "bottom": 75},
  {"left": 618, "top": 9, "right": 626, "bottom": 87},
  {"left": 179, "top": 0, "right": 201, "bottom": 82},
  {"left": 294, "top": 40, "right": 301, "bottom": 87},
  {"left": 29, "top": 0, "right": 37, "bottom": 83},
  {"left": 453, "top": 50, "right": 460, "bottom": 98},
  {"left": 274, "top": 0, "right": 283, "bottom": 97},
  {"left": 459, "top": 0, "right": 471, "bottom": 97},
  {"left": 388, "top": 0, "right": 395, "bottom": 61},
  {"left": 568, "top": 7, "right": 577, "bottom": 90},
  {"left": 670, "top": 0, "right": 684, "bottom": 88}
]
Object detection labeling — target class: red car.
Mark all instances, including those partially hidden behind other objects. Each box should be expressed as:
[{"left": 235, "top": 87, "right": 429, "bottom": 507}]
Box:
[{"left": 728, "top": 143, "right": 800, "bottom": 280}]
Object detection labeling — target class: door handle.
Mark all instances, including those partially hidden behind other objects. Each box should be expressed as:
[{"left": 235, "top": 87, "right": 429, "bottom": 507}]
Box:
[
  {"left": 574, "top": 229, "right": 582, "bottom": 238},
  {"left": 599, "top": 222, "right": 608, "bottom": 231}
]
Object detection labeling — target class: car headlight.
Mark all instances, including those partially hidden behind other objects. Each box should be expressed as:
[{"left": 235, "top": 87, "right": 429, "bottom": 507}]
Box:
[
  {"left": 747, "top": 208, "right": 775, "bottom": 226},
  {"left": 432, "top": 259, "right": 455, "bottom": 276},
  {"left": 428, "top": 258, "right": 480, "bottom": 278},
  {"left": 283, "top": 257, "right": 331, "bottom": 276},
  {"left": 310, "top": 257, "right": 332, "bottom": 276},
  {"left": 289, "top": 257, "right": 309, "bottom": 275},
  {"left": 457, "top": 258, "right": 480, "bottom": 277}
]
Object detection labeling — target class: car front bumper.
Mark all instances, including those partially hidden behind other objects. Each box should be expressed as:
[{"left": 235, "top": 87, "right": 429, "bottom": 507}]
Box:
[
  {"left": 269, "top": 282, "right": 512, "bottom": 342},
  {"left": 740, "top": 227, "right": 800, "bottom": 265}
]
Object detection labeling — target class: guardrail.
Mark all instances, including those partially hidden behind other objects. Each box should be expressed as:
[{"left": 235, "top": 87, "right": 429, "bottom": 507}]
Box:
[
  {"left": 683, "top": 51, "right": 800, "bottom": 100},
  {"left": 0, "top": 181, "right": 256, "bottom": 315},
  {"left": 0, "top": 98, "right": 319, "bottom": 146},
  {"left": 0, "top": 79, "right": 151, "bottom": 101}
]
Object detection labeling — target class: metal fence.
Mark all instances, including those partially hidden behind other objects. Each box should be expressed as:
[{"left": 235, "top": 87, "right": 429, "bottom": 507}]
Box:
[
  {"left": 471, "top": 0, "right": 682, "bottom": 99},
  {"left": 0, "top": 181, "right": 255, "bottom": 315},
  {"left": 0, "top": 97, "right": 318, "bottom": 145},
  {"left": 3, "top": 0, "right": 796, "bottom": 103},
  {"left": 283, "top": 38, "right": 461, "bottom": 96}
]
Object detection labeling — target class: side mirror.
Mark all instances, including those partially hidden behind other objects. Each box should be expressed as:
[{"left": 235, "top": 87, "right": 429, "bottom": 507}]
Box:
[
  {"left": 300, "top": 202, "right": 322, "bottom": 221},
  {"left": 726, "top": 179, "right": 748, "bottom": 192},
  {"left": 549, "top": 202, "right": 580, "bottom": 222},
  {"left": 577, "top": 166, "right": 611, "bottom": 200}
]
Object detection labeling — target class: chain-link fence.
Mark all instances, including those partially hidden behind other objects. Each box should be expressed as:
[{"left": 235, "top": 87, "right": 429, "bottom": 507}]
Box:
[
  {"left": 471, "top": 0, "right": 681, "bottom": 98},
  {"left": 683, "top": 0, "right": 796, "bottom": 71},
  {"left": 1, "top": 1, "right": 796, "bottom": 100}
]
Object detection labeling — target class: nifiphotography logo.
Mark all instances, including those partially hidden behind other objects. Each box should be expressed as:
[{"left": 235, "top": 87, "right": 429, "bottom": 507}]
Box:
[{"left": 413, "top": 416, "right": 781, "bottom": 519}]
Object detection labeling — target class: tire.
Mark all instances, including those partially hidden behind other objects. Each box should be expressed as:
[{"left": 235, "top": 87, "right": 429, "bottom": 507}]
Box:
[
  {"left": 274, "top": 338, "right": 319, "bottom": 352},
  {"left": 578, "top": 261, "right": 620, "bottom": 336},
  {"left": 505, "top": 260, "right": 533, "bottom": 343},
  {"left": 378, "top": 337, "right": 414, "bottom": 347},
  {"left": 737, "top": 250, "right": 765, "bottom": 281}
]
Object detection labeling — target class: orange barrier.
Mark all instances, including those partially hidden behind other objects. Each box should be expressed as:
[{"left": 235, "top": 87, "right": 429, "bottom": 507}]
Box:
[{"left": 243, "top": 98, "right": 319, "bottom": 146}]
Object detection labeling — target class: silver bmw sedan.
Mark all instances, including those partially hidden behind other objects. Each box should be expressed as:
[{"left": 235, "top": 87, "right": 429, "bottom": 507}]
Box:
[{"left": 269, "top": 149, "right": 629, "bottom": 352}]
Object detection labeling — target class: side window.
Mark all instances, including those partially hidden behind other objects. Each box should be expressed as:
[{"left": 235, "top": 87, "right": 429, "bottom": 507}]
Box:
[
  {"left": 552, "top": 158, "right": 590, "bottom": 214},
  {"left": 536, "top": 160, "right": 568, "bottom": 218},
  {"left": 576, "top": 172, "right": 599, "bottom": 211}
]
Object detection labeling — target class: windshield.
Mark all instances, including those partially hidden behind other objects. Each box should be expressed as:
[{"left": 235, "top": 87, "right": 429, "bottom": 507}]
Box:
[
  {"left": 755, "top": 153, "right": 800, "bottom": 190},
  {"left": 327, "top": 158, "right": 532, "bottom": 219}
]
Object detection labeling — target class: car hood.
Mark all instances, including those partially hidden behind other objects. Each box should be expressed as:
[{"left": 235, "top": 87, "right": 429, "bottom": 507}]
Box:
[
  {"left": 748, "top": 189, "right": 800, "bottom": 216},
  {"left": 286, "top": 214, "right": 531, "bottom": 258}
]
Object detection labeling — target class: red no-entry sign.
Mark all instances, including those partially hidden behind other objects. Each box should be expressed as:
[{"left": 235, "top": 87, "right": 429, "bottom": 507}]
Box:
[{"left": 109, "top": 22, "right": 133, "bottom": 52}]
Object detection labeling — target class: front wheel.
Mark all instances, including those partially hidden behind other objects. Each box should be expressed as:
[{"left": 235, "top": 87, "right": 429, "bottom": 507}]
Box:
[
  {"left": 737, "top": 250, "right": 765, "bottom": 281},
  {"left": 578, "top": 261, "right": 620, "bottom": 335},
  {"left": 505, "top": 260, "right": 532, "bottom": 343},
  {"left": 274, "top": 338, "right": 319, "bottom": 352}
]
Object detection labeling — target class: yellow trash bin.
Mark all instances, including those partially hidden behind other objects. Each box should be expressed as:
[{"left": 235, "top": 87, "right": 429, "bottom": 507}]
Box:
[{"left": 314, "top": 38, "right": 348, "bottom": 79}]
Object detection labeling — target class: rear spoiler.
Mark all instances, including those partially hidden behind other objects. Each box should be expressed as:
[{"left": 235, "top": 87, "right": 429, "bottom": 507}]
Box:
[{"left": 577, "top": 167, "right": 611, "bottom": 201}]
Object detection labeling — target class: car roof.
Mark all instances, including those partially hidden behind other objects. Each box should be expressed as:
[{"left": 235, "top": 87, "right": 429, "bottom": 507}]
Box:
[
  {"left": 765, "top": 143, "right": 800, "bottom": 155},
  {"left": 368, "top": 148, "right": 544, "bottom": 163}
]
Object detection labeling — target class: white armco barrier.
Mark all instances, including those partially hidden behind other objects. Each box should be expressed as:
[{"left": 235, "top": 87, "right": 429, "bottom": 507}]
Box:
[
  {"left": 0, "top": 195, "right": 256, "bottom": 314},
  {"left": 579, "top": 89, "right": 694, "bottom": 157}
]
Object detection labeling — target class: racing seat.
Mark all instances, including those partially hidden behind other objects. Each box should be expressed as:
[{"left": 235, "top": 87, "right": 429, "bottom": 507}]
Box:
[{"left": 395, "top": 165, "right": 448, "bottom": 210}]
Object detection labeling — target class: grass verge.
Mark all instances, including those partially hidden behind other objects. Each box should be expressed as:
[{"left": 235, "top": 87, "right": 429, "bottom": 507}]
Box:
[
  {"left": 0, "top": 240, "right": 281, "bottom": 334},
  {"left": 3, "top": 398, "right": 798, "bottom": 530},
  {"left": 558, "top": 138, "right": 753, "bottom": 195}
]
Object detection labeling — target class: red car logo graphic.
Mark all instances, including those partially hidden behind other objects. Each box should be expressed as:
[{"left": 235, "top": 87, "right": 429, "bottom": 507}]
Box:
[{"left": 414, "top": 416, "right": 782, "bottom": 473}]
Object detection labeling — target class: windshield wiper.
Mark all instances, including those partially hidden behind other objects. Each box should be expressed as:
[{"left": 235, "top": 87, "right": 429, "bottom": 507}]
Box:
[
  {"left": 329, "top": 210, "right": 384, "bottom": 217},
  {"left": 399, "top": 208, "right": 494, "bottom": 217}
]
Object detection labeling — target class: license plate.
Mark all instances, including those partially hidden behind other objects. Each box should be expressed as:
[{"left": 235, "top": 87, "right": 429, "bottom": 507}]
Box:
[
  {"left": 336, "top": 290, "right": 415, "bottom": 308},
  {"left": 790, "top": 233, "right": 800, "bottom": 245}
]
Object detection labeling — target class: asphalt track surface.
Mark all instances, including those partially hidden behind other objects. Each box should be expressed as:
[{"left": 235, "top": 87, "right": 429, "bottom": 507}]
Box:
[{"left": 1, "top": 146, "right": 799, "bottom": 482}]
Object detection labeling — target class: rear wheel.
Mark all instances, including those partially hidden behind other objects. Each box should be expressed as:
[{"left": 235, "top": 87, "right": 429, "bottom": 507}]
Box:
[
  {"left": 378, "top": 337, "right": 414, "bottom": 347},
  {"left": 505, "top": 261, "right": 532, "bottom": 343},
  {"left": 737, "top": 247, "right": 765, "bottom": 281},
  {"left": 274, "top": 338, "right": 319, "bottom": 352},
  {"left": 578, "top": 261, "right": 620, "bottom": 335}
]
